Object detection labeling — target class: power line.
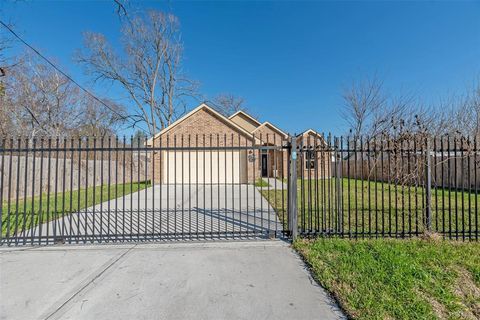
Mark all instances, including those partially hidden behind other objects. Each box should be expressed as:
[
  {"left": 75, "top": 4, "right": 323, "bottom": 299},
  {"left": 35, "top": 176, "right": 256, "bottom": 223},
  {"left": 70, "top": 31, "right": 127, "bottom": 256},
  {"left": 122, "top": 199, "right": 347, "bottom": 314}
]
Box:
[{"left": 0, "top": 19, "right": 148, "bottom": 135}]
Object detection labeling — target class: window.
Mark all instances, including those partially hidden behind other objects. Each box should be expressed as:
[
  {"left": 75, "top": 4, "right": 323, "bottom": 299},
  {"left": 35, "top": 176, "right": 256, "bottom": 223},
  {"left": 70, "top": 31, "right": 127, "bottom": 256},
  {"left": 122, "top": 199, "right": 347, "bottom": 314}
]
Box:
[{"left": 305, "top": 150, "right": 316, "bottom": 170}]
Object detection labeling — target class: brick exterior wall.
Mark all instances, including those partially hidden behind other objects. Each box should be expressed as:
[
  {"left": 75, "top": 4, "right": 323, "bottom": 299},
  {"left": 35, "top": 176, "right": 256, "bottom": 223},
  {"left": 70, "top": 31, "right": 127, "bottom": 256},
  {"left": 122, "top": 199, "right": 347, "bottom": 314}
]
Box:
[{"left": 152, "top": 108, "right": 255, "bottom": 184}]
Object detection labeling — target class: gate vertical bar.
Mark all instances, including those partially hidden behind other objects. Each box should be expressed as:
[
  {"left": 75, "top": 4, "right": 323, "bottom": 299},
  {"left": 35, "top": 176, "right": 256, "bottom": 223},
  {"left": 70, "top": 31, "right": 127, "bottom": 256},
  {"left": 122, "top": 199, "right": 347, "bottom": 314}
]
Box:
[
  {"left": 22, "top": 139, "right": 29, "bottom": 244},
  {"left": 14, "top": 138, "right": 21, "bottom": 245},
  {"left": 0, "top": 139, "right": 5, "bottom": 244},
  {"left": 53, "top": 138, "right": 59, "bottom": 242},
  {"left": 46, "top": 138, "right": 52, "bottom": 244},
  {"left": 335, "top": 137, "right": 343, "bottom": 234},
  {"left": 289, "top": 135, "right": 298, "bottom": 239},
  {"left": 31, "top": 139, "right": 37, "bottom": 244},
  {"left": 100, "top": 137, "right": 104, "bottom": 241},
  {"left": 425, "top": 137, "right": 432, "bottom": 232},
  {"left": 61, "top": 138, "right": 67, "bottom": 241}
]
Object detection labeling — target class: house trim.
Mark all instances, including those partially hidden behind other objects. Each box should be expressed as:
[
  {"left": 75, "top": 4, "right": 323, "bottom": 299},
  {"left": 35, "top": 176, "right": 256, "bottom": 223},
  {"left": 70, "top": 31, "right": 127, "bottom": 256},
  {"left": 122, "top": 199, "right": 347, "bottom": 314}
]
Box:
[{"left": 252, "top": 121, "right": 289, "bottom": 138}]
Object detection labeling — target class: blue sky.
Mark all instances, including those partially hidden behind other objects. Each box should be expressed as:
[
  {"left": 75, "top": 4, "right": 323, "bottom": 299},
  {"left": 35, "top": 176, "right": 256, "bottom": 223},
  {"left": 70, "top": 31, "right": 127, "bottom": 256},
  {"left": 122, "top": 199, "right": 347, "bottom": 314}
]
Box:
[{"left": 1, "top": 1, "right": 480, "bottom": 136}]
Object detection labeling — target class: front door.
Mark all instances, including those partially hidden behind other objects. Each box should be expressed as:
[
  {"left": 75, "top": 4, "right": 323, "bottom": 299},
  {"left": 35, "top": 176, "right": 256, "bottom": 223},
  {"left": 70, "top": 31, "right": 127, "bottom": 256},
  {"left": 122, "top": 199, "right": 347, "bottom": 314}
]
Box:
[{"left": 261, "top": 154, "right": 268, "bottom": 177}]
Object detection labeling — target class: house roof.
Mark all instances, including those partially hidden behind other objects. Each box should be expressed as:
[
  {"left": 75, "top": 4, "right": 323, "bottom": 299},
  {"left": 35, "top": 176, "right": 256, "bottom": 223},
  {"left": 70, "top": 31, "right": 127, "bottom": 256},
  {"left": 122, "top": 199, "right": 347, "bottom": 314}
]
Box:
[
  {"left": 296, "top": 129, "right": 322, "bottom": 138},
  {"left": 296, "top": 129, "right": 327, "bottom": 145},
  {"left": 228, "top": 110, "right": 262, "bottom": 127},
  {"left": 146, "top": 103, "right": 254, "bottom": 145},
  {"left": 251, "top": 121, "right": 288, "bottom": 138}
]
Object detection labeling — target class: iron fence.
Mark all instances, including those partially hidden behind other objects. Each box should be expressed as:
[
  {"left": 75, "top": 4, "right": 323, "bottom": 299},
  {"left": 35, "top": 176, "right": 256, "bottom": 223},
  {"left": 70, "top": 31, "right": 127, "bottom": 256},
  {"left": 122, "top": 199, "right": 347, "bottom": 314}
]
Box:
[
  {"left": 1, "top": 133, "right": 478, "bottom": 246},
  {"left": 0, "top": 135, "right": 288, "bottom": 245},
  {"left": 291, "top": 134, "right": 479, "bottom": 240}
]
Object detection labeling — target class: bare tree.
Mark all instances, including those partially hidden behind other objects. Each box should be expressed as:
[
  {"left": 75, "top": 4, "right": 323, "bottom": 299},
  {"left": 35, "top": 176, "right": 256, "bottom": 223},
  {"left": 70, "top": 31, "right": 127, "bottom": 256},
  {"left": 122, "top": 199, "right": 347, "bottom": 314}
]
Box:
[
  {"left": 0, "top": 21, "right": 13, "bottom": 95},
  {"left": 113, "top": 0, "right": 129, "bottom": 18},
  {"left": 0, "top": 21, "right": 10, "bottom": 73},
  {"left": 74, "top": 95, "right": 126, "bottom": 137},
  {"left": 0, "top": 95, "right": 13, "bottom": 135},
  {"left": 342, "top": 76, "right": 396, "bottom": 138},
  {"left": 209, "top": 93, "right": 247, "bottom": 117},
  {"left": 341, "top": 76, "right": 446, "bottom": 139},
  {"left": 0, "top": 23, "right": 12, "bottom": 131},
  {"left": 0, "top": 37, "right": 8, "bottom": 78},
  {"left": 341, "top": 76, "right": 384, "bottom": 137},
  {"left": 341, "top": 76, "right": 432, "bottom": 186},
  {"left": 3, "top": 55, "right": 84, "bottom": 138},
  {"left": 76, "top": 10, "right": 199, "bottom": 136},
  {"left": 2, "top": 54, "right": 124, "bottom": 138},
  {"left": 448, "top": 81, "right": 480, "bottom": 138}
]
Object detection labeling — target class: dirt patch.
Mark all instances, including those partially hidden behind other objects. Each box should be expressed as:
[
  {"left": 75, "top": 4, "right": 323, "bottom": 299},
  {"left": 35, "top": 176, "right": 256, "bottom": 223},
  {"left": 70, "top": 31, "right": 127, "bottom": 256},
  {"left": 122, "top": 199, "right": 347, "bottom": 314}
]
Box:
[
  {"left": 453, "top": 268, "right": 480, "bottom": 320},
  {"left": 419, "top": 231, "right": 443, "bottom": 242},
  {"left": 429, "top": 297, "right": 448, "bottom": 319},
  {"left": 416, "top": 289, "right": 448, "bottom": 320}
]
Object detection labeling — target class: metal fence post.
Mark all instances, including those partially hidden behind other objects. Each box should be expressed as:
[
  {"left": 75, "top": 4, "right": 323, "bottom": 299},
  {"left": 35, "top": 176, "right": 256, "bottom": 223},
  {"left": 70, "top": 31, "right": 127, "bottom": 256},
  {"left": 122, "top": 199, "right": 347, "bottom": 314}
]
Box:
[
  {"left": 425, "top": 137, "right": 432, "bottom": 231},
  {"left": 289, "top": 135, "right": 298, "bottom": 240}
]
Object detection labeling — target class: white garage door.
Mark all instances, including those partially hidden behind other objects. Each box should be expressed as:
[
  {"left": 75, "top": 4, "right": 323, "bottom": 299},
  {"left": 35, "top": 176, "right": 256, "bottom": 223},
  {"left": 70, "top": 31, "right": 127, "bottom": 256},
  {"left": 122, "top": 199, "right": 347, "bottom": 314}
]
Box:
[{"left": 163, "top": 150, "right": 247, "bottom": 184}]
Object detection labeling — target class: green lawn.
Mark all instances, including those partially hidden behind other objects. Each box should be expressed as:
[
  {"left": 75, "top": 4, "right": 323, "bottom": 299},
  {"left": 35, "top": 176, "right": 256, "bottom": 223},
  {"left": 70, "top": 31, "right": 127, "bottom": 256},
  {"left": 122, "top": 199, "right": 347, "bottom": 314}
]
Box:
[
  {"left": 294, "top": 238, "right": 480, "bottom": 320},
  {"left": 261, "top": 178, "right": 479, "bottom": 237},
  {"left": 1, "top": 181, "right": 151, "bottom": 237},
  {"left": 254, "top": 178, "right": 270, "bottom": 188}
]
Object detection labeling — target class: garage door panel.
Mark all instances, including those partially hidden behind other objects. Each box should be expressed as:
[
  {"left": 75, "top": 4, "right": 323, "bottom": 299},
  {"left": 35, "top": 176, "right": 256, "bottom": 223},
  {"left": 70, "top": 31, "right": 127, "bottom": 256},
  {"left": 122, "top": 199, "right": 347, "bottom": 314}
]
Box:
[{"left": 164, "top": 151, "right": 246, "bottom": 184}]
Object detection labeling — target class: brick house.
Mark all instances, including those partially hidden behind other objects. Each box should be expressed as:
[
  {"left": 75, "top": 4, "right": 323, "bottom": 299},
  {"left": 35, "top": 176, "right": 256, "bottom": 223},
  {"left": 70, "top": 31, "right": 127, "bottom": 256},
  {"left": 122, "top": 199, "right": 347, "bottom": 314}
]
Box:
[{"left": 146, "top": 103, "right": 329, "bottom": 184}]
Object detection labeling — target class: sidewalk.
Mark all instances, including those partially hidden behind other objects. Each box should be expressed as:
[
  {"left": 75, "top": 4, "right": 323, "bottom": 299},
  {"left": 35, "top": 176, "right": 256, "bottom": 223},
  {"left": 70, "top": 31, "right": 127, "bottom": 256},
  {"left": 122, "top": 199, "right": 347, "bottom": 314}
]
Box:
[
  {"left": 263, "top": 178, "right": 288, "bottom": 190},
  {"left": 0, "top": 240, "right": 344, "bottom": 320}
]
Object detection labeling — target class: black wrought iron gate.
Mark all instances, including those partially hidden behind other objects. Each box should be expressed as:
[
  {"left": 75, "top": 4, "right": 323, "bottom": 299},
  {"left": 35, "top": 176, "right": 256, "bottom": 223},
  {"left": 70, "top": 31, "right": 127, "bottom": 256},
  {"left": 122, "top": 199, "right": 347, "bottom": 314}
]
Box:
[
  {"left": 0, "top": 135, "right": 292, "bottom": 245},
  {"left": 3, "top": 134, "right": 477, "bottom": 245}
]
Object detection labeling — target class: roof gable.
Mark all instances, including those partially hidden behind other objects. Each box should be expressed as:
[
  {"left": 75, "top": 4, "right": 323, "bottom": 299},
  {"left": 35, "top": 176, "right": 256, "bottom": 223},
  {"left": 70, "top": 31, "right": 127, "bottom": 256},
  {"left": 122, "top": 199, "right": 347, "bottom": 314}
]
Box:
[
  {"left": 228, "top": 111, "right": 261, "bottom": 133},
  {"left": 296, "top": 129, "right": 326, "bottom": 145},
  {"left": 147, "top": 103, "right": 253, "bottom": 145},
  {"left": 297, "top": 129, "right": 326, "bottom": 138},
  {"left": 252, "top": 121, "right": 288, "bottom": 138},
  {"left": 228, "top": 111, "right": 262, "bottom": 126}
]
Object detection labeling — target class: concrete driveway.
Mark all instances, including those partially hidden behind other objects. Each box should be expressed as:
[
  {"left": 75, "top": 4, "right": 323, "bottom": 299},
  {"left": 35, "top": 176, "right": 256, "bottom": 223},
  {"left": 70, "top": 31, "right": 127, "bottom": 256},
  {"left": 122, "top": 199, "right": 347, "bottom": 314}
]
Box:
[
  {"left": 0, "top": 241, "right": 344, "bottom": 320},
  {"left": 21, "top": 184, "right": 283, "bottom": 242}
]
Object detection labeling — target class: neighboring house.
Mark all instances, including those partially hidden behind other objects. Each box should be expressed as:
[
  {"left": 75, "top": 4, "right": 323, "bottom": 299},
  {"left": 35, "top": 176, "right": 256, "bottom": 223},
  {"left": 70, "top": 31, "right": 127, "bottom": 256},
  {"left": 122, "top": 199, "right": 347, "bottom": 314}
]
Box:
[{"left": 147, "top": 103, "right": 329, "bottom": 184}]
